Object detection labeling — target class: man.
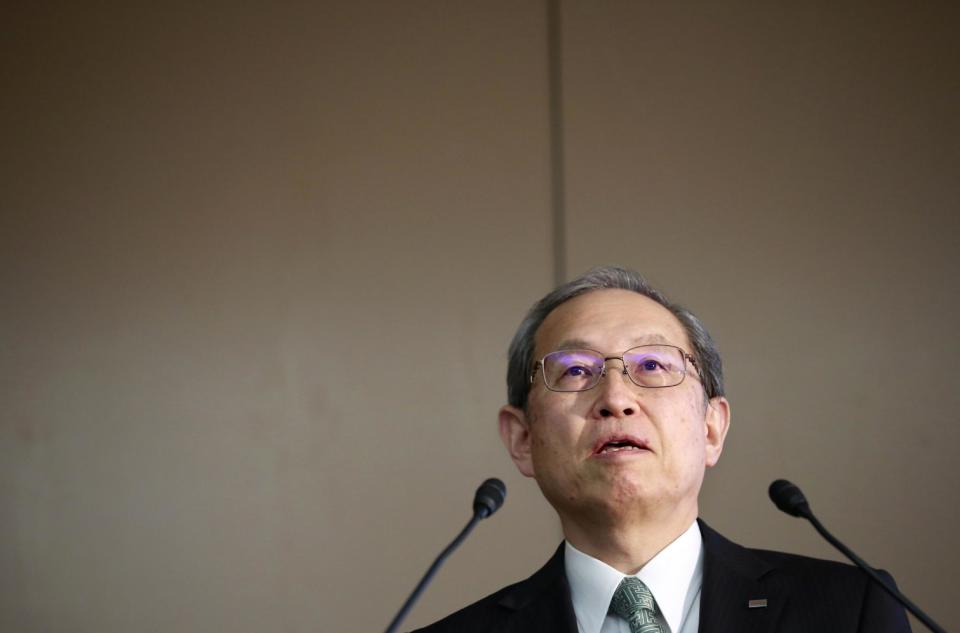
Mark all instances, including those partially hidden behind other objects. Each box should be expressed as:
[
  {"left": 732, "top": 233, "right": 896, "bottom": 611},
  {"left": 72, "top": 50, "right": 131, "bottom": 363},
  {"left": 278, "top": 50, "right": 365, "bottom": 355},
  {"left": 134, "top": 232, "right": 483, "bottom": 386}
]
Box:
[{"left": 416, "top": 266, "right": 909, "bottom": 633}]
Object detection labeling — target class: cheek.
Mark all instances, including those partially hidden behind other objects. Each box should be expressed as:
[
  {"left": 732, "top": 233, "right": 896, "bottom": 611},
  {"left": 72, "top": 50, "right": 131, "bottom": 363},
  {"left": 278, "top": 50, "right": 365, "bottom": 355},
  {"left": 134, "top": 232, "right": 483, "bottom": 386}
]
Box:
[
  {"left": 530, "top": 427, "right": 572, "bottom": 465},
  {"left": 527, "top": 409, "right": 585, "bottom": 473},
  {"left": 662, "top": 397, "right": 710, "bottom": 460}
]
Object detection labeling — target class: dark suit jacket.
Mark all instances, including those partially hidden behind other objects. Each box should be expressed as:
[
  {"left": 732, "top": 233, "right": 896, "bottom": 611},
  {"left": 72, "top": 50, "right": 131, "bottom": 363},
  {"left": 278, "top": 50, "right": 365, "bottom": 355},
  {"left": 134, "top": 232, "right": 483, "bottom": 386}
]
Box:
[{"left": 413, "top": 520, "right": 910, "bottom": 632}]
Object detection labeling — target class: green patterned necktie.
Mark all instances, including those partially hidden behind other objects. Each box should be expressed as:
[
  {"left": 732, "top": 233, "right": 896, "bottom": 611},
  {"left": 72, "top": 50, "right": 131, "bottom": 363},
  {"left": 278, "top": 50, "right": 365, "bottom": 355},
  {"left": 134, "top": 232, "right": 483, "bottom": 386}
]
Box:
[{"left": 609, "top": 577, "right": 669, "bottom": 633}]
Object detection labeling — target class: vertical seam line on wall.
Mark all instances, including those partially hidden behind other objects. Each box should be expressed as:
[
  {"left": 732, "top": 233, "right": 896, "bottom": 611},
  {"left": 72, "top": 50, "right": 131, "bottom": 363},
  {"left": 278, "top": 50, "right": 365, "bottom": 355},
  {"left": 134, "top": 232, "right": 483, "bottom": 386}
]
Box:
[{"left": 547, "top": 0, "right": 567, "bottom": 285}]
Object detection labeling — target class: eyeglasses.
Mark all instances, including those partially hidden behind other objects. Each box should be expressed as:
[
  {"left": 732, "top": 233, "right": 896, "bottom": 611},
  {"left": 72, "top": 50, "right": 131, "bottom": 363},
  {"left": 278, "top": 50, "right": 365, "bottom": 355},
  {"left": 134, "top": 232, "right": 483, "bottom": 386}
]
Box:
[{"left": 530, "top": 344, "right": 700, "bottom": 393}]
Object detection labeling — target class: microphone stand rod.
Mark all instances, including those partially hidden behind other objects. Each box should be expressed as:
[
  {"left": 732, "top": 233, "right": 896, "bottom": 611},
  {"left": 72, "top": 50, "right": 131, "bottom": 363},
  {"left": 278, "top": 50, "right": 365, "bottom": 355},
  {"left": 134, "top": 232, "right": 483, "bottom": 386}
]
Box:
[
  {"left": 803, "top": 512, "right": 946, "bottom": 633},
  {"left": 383, "top": 514, "right": 482, "bottom": 633}
]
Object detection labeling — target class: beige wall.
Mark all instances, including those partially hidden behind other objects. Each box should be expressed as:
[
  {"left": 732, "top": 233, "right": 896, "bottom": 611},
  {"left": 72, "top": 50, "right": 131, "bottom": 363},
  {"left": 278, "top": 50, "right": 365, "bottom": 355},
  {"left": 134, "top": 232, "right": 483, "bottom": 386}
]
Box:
[
  {"left": 2, "top": 2, "right": 957, "bottom": 632},
  {"left": 561, "top": 4, "right": 960, "bottom": 633}
]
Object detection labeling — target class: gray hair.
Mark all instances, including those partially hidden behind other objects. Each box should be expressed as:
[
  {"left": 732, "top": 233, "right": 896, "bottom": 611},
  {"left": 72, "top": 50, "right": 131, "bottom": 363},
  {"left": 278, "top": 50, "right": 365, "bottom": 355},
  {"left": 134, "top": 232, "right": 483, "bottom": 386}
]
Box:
[{"left": 506, "top": 266, "right": 724, "bottom": 410}]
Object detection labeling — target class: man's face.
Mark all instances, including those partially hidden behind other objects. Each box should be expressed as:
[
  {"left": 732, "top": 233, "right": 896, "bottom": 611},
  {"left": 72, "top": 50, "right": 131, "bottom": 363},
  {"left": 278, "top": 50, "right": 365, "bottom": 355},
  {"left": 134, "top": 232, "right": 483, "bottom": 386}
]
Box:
[{"left": 499, "top": 289, "right": 730, "bottom": 527}]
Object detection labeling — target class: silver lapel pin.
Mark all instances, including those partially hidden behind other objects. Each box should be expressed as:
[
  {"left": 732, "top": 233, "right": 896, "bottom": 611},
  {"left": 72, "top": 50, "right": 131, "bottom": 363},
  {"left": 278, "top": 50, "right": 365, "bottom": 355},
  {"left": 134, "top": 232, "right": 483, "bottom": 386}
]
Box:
[{"left": 748, "top": 599, "right": 768, "bottom": 609}]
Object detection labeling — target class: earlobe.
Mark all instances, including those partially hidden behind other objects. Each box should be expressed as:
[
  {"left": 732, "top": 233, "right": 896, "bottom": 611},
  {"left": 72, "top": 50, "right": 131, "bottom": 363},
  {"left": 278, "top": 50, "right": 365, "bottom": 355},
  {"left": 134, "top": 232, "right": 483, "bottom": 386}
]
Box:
[
  {"left": 498, "top": 405, "right": 536, "bottom": 478},
  {"left": 704, "top": 396, "right": 731, "bottom": 468}
]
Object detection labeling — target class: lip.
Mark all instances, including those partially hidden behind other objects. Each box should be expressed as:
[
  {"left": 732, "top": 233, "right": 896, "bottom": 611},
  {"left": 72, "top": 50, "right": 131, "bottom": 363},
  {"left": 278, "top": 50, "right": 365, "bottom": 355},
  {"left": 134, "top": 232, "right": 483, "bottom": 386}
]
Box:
[{"left": 591, "top": 433, "right": 652, "bottom": 457}]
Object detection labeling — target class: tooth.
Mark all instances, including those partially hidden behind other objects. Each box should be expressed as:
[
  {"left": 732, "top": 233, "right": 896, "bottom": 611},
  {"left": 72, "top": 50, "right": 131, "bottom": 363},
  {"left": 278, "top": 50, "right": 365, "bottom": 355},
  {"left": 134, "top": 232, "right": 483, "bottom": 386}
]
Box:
[{"left": 602, "top": 444, "right": 638, "bottom": 453}]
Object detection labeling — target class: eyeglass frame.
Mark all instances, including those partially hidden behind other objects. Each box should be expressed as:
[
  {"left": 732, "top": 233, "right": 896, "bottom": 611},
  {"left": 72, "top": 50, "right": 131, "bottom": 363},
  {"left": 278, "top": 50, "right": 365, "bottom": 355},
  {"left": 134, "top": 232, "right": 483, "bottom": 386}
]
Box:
[{"left": 529, "top": 344, "right": 703, "bottom": 393}]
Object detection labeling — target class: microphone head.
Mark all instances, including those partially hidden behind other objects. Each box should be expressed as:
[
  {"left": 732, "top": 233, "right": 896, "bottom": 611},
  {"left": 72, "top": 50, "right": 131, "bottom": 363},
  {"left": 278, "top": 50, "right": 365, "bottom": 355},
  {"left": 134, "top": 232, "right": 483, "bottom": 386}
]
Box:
[
  {"left": 473, "top": 478, "right": 507, "bottom": 519},
  {"left": 769, "top": 479, "right": 811, "bottom": 518}
]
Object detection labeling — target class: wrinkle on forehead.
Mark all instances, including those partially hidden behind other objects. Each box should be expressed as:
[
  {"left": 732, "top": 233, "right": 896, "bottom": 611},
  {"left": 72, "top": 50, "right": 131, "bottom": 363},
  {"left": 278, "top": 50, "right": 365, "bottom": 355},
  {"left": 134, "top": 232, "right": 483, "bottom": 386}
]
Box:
[
  {"left": 551, "top": 333, "right": 675, "bottom": 353},
  {"left": 533, "top": 290, "right": 692, "bottom": 359}
]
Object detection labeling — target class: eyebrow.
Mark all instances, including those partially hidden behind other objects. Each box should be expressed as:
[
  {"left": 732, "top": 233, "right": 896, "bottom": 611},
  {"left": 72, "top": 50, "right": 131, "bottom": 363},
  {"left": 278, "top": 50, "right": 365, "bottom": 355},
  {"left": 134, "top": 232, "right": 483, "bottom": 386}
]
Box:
[{"left": 553, "top": 333, "right": 674, "bottom": 351}]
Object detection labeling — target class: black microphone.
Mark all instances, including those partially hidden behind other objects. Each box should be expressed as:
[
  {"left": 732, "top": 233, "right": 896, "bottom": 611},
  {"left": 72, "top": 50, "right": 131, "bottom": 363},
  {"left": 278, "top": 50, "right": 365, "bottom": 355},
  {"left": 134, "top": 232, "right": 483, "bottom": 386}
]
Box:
[
  {"left": 384, "top": 478, "right": 507, "bottom": 633},
  {"left": 473, "top": 477, "right": 507, "bottom": 519},
  {"left": 768, "top": 479, "right": 948, "bottom": 633},
  {"left": 768, "top": 478, "right": 811, "bottom": 518}
]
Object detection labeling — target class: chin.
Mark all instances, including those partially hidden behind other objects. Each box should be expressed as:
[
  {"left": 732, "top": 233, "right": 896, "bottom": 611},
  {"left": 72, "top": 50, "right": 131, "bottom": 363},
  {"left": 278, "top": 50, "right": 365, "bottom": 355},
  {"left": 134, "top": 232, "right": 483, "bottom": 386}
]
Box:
[
  {"left": 607, "top": 482, "right": 657, "bottom": 509},
  {"left": 577, "top": 478, "right": 658, "bottom": 517}
]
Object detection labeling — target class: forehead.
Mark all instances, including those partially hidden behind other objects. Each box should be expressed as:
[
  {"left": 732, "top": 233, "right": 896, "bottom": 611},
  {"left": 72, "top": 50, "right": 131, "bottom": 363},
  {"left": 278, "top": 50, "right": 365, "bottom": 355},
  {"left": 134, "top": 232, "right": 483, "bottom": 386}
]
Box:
[{"left": 534, "top": 289, "right": 691, "bottom": 357}]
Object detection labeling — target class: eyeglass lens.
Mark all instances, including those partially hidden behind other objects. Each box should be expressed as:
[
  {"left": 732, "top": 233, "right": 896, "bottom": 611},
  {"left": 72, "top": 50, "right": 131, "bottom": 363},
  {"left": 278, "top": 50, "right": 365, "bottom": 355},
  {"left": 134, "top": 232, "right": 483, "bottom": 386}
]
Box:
[{"left": 541, "top": 345, "right": 686, "bottom": 392}]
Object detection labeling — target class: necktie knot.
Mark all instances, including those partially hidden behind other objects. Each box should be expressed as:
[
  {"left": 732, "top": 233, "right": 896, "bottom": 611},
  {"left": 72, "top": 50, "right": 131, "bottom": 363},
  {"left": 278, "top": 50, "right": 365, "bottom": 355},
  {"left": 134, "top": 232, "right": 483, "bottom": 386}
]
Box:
[{"left": 609, "top": 577, "right": 667, "bottom": 633}]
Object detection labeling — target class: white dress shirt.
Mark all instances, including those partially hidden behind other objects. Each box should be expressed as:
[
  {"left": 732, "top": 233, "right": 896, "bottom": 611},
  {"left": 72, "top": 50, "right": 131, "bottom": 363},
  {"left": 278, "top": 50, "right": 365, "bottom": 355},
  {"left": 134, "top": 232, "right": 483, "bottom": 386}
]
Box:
[{"left": 564, "top": 520, "right": 703, "bottom": 633}]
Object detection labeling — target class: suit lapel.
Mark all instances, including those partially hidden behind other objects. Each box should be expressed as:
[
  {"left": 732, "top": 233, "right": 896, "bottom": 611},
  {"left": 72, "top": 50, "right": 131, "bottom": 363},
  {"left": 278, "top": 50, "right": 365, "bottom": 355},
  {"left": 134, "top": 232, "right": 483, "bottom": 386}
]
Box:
[
  {"left": 698, "top": 520, "right": 785, "bottom": 633},
  {"left": 494, "top": 524, "right": 788, "bottom": 633},
  {"left": 497, "top": 544, "right": 579, "bottom": 633}
]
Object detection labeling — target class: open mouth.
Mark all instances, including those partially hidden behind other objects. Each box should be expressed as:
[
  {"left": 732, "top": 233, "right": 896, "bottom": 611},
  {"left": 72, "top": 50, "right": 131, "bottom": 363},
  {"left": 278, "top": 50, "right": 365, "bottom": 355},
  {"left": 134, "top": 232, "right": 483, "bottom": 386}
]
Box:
[{"left": 594, "top": 436, "right": 650, "bottom": 455}]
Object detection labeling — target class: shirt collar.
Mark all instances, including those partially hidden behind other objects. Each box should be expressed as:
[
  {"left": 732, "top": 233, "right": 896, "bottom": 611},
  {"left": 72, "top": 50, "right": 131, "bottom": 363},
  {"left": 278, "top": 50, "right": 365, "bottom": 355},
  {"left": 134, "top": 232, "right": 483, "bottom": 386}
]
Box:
[{"left": 565, "top": 520, "right": 703, "bottom": 633}]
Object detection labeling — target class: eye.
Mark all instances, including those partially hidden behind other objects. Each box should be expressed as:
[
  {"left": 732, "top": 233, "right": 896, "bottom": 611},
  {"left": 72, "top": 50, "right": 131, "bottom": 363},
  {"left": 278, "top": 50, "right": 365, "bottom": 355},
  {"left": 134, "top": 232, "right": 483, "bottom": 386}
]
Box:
[
  {"left": 564, "top": 364, "right": 594, "bottom": 377},
  {"left": 632, "top": 355, "right": 671, "bottom": 374},
  {"left": 543, "top": 350, "right": 603, "bottom": 390}
]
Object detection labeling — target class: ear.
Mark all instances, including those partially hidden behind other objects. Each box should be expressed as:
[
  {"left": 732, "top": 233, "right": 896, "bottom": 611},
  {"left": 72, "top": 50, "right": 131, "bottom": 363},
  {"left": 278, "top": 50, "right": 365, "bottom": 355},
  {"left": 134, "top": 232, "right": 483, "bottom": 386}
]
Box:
[
  {"left": 498, "top": 405, "right": 536, "bottom": 478},
  {"left": 703, "top": 396, "right": 731, "bottom": 468}
]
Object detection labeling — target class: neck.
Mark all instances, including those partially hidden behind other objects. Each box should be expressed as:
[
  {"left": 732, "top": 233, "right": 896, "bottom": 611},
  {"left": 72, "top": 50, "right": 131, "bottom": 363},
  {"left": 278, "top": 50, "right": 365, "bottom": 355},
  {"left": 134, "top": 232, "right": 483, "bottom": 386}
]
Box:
[{"left": 560, "top": 504, "right": 698, "bottom": 574}]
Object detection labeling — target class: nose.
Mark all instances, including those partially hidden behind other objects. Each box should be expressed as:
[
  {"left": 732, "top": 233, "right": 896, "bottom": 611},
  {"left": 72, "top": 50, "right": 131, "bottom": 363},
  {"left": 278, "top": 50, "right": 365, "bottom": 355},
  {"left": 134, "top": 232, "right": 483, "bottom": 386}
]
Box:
[{"left": 593, "top": 358, "right": 637, "bottom": 419}]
